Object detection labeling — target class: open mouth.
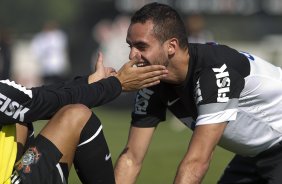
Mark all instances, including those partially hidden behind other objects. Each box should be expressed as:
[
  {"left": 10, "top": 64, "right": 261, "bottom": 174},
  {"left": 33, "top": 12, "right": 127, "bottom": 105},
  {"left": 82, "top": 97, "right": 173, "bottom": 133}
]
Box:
[{"left": 136, "top": 61, "right": 150, "bottom": 67}]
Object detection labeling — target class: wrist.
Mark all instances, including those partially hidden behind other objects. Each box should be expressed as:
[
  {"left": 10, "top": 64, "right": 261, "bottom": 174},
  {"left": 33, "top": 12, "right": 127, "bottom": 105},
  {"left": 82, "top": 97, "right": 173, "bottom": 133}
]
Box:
[{"left": 114, "top": 73, "right": 124, "bottom": 90}]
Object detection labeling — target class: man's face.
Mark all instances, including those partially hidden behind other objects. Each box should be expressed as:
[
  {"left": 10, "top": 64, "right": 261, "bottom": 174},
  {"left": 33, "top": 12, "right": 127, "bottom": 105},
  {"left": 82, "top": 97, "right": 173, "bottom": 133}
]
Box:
[{"left": 126, "top": 20, "right": 168, "bottom": 67}]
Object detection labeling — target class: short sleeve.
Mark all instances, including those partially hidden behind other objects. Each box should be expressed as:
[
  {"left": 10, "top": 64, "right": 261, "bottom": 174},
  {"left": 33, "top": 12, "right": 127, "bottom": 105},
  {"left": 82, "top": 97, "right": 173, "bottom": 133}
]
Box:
[
  {"left": 131, "top": 86, "right": 166, "bottom": 127},
  {"left": 193, "top": 64, "right": 245, "bottom": 125}
]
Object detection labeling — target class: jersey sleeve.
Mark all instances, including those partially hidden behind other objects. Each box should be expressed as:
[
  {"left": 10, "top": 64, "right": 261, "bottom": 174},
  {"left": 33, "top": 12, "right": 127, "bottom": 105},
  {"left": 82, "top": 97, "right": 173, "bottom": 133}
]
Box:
[
  {"left": 40, "top": 75, "right": 89, "bottom": 90},
  {"left": 0, "top": 76, "right": 121, "bottom": 124},
  {"left": 193, "top": 64, "right": 245, "bottom": 126},
  {"left": 131, "top": 86, "right": 166, "bottom": 127}
]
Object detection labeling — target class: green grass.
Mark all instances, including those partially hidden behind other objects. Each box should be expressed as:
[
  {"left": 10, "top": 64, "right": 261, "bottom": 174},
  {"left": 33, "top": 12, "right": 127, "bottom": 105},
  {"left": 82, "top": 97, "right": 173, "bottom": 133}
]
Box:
[{"left": 33, "top": 107, "right": 234, "bottom": 184}]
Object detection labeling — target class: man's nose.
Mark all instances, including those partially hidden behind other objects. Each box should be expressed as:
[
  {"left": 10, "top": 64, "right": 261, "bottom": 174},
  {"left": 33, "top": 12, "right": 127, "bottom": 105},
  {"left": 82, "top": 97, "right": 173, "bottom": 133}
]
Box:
[{"left": 129, "top": 48, "right": 140, "bottom": 60}]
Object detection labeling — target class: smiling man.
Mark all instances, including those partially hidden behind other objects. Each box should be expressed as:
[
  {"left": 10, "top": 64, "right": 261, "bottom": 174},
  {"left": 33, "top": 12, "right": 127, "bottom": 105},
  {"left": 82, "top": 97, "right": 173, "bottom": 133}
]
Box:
[{"left": 114, "top": 2, "right": 282, "bottom": 184}]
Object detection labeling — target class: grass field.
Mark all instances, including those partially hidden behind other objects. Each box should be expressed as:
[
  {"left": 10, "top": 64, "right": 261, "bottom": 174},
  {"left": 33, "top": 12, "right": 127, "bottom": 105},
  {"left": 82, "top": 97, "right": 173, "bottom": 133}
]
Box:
[{"left": 34, "top": 106, "right": 234, "bottom": 184}]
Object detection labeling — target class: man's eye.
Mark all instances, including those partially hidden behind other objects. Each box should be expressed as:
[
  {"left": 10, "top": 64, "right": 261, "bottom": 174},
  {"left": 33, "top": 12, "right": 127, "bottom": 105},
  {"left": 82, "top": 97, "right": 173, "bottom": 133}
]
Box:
[{"left": 137, "top": 45, "right": 147, "bottom": 51}]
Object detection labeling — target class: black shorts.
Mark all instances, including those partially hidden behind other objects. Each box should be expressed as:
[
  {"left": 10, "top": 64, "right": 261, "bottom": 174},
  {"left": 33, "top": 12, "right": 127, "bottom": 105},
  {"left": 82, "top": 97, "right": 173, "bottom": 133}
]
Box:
[
  {"left": 11, "top": 134, "right": 69, "bottom": 184},
  {"left": 218, "top": 142, "right": 282, "bottom": 184}
]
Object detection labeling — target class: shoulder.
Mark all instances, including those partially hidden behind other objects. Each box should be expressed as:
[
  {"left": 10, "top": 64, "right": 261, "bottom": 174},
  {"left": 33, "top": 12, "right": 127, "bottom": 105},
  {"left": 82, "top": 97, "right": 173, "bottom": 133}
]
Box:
[
  {"left": 190, "top": 43, "right": 250, "bottom": 78},
  {"left": 193, "top": 64, "right": 245, "bottom": 105},
  {"left": 0, "top": 80, "right": 32, "bottom": 100}
]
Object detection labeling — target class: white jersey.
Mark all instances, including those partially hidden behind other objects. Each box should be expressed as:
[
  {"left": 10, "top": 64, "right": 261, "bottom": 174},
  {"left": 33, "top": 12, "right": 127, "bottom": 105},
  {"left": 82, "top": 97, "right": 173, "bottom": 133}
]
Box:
[
  {"left": 219, "top": 54, "right": 282, "bottom": 156},
  {"left": 131, "top": 43, "right": 282, "bottom": 156}
]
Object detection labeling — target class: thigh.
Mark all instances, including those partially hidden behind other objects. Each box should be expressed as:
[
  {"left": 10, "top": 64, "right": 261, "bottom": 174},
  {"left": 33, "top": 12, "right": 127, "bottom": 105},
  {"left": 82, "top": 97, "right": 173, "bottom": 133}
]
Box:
[
  {"left": 12, "top": 135, "right": 68, "bottom": 184},
  {"left": 257, "top": 142, "right": 282, "bottom": 184},
  {"left": 267, "top": 163, "right": 282, "bottom": 184},
  {"left": 218, "top": 154, "right": 265, "bottom": 184}
]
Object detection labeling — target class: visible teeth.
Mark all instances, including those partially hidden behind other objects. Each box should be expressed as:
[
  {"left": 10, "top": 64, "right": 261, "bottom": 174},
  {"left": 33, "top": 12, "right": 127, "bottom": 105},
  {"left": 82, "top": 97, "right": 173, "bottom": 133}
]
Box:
[
  {"left": 137, "top": 63, "right": 145, "bottom": 67},
  {"left": 137, "top": 62, "right": 149, "bottom": 67}
]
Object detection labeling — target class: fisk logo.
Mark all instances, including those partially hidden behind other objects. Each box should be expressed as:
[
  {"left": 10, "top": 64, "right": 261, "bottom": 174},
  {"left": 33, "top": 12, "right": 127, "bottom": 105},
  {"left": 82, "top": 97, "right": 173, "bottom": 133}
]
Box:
[
  {"left": 212, "top": 64, "right": 230, "bottom": 102},
  {"left": 134, "top": 88, "right": 154, "bottom": 115},
  {"left": 194, "top": 79, "right": 203, "bottom": 104},
  {"left": 0, "top": 92, "right": 29, "bottom": 122}
]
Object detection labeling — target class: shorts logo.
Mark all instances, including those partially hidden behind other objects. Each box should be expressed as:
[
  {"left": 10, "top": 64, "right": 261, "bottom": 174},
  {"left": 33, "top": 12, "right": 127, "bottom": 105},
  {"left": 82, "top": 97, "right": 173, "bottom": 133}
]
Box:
[
  {"left": 11, "top": 170, "right": 21, "bottom": 184},
  {"left": 212, "top": 64, "right": 230, "bottom": 102},
  {"left": 15, "top": 147, "right": 41, "bottom": 174},
  {"left": 105, "top": 153, "right": 111, "bottom": 161},
  {"left": 134, "top": 88, "right": 154, "bottom": 115},
  {"left": 167, "top": 98, "right": 180, "bottom": 106}
]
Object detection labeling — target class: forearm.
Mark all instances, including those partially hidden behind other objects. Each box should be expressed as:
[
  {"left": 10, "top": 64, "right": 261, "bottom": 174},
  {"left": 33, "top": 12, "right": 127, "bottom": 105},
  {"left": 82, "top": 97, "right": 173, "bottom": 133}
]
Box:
[
  {"left": 28, "top": 76, "right": 121, "bottom": 120},
  {"left": 72, "top": 76, "right": 122, "bottom": 107},
  {"left": 174, "top": 160, "right": 210, "bottom": 184},
  {"left": 115, "top": 153, "right": 142, "bottom": 184},
  {"left": 0, "top": 76, "right": 121, "bottom": 124},
  {"left": 173, "top": 123, "right": 227, "bottom": 184},
  {"left": 41, "top": 75, "right": 89, "bottom": 90}
]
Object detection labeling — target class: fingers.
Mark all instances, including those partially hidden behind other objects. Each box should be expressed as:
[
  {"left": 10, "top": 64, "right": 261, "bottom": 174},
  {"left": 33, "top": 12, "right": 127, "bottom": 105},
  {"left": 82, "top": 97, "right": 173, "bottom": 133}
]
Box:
[
  {"left": 105, "top": 67, "right": 117, "bottom": 76},
  {"left": 97, "top": 51, "right": 103, "bottom": 63},
  {"left": 125, "top": 53, "right": 143, "bottom": 67},
  {"left": 138, "top": 74, "right": 165, "bottom": 86},
  {"left": 126, "top": 59, "right": 138, "bottom": 67},
  {"left": 143, "top": 73, "right": 168, "bottom": 81},
  {"left": 132, "top": 53, "right": 142, "bottom": 62},
  {"left": 140, "top": 80, "right": 161, "bottom": 88},
  {"left": 117, "top": 59, "right": 169, "bottom": 91},
  {"left": 95, "top": 52, "right": 104, "bottom": 69},
  {"left": 105, "top": 67, "right": 116, "bottom": 73},
  {"left": 136, "top": 65, "right": 167, "bottom": 73},
  {"left": 132, "top": 70, "right": 167, "bottom": 89},
  {"left": 138, "top": 68, "right": 168, "bottom": 79}
]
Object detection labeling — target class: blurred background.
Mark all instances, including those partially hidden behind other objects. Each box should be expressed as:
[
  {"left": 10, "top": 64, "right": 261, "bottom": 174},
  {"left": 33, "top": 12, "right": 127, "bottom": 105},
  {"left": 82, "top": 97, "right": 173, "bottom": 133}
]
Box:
[
  {"left": 1, "top": 0, "right": 282, "bottom": 88},
  {"left": 1, "top": 0, "right": 282, "bottom": 183}
]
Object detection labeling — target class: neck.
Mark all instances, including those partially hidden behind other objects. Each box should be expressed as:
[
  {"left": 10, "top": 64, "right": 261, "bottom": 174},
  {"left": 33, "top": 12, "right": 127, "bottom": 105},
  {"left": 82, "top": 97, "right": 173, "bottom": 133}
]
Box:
[{"left": 163, "top": 49, "right": 189, "bottom": 84}]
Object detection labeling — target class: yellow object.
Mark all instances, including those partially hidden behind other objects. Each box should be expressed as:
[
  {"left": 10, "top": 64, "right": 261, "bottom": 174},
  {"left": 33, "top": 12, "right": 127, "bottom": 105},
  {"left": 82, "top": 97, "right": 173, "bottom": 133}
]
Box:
[{"left": 0, "top": 125, "right": 17, "bottom": 184}]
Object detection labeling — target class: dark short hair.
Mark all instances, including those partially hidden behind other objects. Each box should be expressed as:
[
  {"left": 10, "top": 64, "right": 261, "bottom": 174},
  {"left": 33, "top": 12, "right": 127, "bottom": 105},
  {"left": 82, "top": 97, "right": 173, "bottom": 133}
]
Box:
[{"left": 131, "top": 2, "right": 188, "bottom": 49}]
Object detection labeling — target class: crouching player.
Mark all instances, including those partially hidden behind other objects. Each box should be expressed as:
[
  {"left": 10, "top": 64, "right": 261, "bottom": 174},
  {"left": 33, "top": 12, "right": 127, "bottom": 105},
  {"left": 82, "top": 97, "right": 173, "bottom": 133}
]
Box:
[{"left": 0, "top": 53, "right": 168, "bottom": 184}]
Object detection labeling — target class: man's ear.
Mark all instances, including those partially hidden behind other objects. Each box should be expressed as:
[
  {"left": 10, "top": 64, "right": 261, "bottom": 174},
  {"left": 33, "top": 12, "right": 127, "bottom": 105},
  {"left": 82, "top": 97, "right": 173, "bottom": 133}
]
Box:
[{"left": 167, "top": 38, "right": 178, "bottom": 55}]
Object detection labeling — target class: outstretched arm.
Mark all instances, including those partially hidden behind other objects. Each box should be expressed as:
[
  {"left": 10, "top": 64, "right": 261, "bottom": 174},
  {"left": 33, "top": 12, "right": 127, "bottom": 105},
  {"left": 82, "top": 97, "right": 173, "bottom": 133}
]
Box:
[
  {"left": 42, "top": 51, "right": 168, "bottom": 91},
  {"left": 115, "top": 126, "right": 156, "bottom": 184},
  {"left": 28, "top": 53, "right": 167, "bottom": 120},
  {"left": 0, "top": 52, "right": 167, "bottom": 124},
  {"left": 174, "top": 122, "right": 227, "bottom": 184}
]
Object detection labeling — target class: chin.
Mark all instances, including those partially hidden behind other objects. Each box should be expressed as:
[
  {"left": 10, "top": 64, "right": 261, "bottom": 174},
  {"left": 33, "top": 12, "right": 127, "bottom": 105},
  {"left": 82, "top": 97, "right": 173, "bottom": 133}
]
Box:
[
  {"left": 161, "top": 77, "right": 172, "bottom": 83},
  {"left": 162, "top": 76, "right": 182, "bottom": 85}
]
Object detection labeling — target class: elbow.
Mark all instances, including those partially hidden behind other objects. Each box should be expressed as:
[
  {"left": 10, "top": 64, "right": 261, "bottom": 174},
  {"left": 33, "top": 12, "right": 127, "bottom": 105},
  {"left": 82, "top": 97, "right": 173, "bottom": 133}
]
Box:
[
  {"left": 188, "top": 160, "right": 209, "bottom": 172},
  {"left": 178, "top": 158, "right": 211, "bottom": 182},
  {"left": 118, "top": 147, "right": 143, "bottom": 171},
  {"left": 190, "top": 158, "right": 211, "bottom": 174},
  {"left": 115, "top": 147, "right": 143, "bottom": 184},
  {"left": 197, "top": 161, "right": 210, "bottom": 175}
]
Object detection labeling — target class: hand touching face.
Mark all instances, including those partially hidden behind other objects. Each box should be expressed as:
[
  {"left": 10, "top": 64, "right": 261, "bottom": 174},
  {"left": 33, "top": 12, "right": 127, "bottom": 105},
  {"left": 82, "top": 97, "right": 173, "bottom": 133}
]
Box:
[
  {"left": 126, "top": 20, "right": 169, "bottom": 67},
  {"left": 88, "top": 52, "right": 117, "bottom": 84},
  {"left": 115, "top": 59, "right": 168, "bottom": 91}
]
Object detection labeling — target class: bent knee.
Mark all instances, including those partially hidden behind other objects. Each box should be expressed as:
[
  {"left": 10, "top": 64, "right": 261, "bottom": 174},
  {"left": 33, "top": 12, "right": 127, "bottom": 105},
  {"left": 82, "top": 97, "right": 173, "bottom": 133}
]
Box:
[
  {"left": 60, "top": 103, "right": 90, "bottom": 111},
  {"left": 59, "top": 104, "right": 91, "bottom": 116},
  {"left": 54, "top": 104, "right": 92, "bottom": 127}
]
